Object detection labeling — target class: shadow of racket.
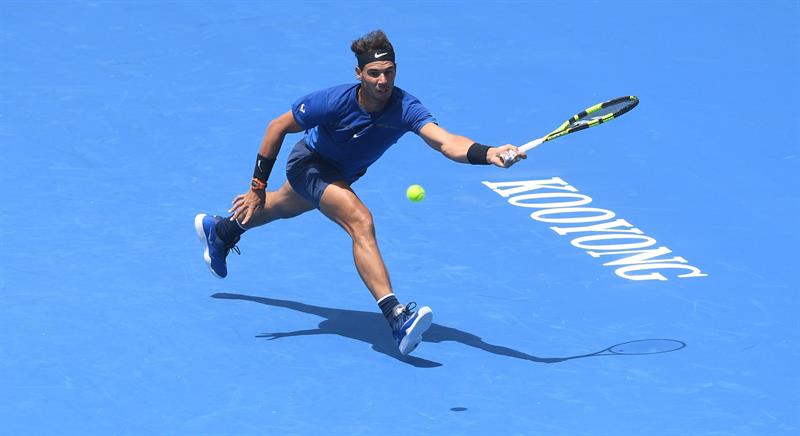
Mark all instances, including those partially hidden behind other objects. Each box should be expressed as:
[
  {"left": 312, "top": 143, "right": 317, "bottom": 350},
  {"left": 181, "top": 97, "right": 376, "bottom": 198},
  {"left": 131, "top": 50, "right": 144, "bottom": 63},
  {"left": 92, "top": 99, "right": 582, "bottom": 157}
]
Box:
[{"left": 543, "top": 339, "right": 687, "bottom": 363}]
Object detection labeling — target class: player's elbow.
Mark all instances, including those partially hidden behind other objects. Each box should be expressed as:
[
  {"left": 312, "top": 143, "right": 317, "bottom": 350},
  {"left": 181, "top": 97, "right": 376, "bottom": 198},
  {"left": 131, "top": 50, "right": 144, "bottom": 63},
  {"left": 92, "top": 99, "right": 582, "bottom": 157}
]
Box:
[
  {"left": 267, "top": 117, "right": 289, "bottom": 135},
  {"left": 439, "top": 142, "right": 459, "bottom": 159},
  {"left": 268, "top": 111, "right": 302, "bottom": 135},
  {"left": 267, "top": 118, "right": 286, "bottom": 135},
  {"left": 441, "top": 136, "right": 472, "bottom": 161}
]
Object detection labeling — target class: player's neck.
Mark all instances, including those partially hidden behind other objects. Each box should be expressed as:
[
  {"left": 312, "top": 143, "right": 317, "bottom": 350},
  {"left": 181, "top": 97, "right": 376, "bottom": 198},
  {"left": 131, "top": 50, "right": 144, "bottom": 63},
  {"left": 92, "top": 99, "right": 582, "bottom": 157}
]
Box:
[{"left": 357, "top": 86, "right": 388, "bottom": 113}]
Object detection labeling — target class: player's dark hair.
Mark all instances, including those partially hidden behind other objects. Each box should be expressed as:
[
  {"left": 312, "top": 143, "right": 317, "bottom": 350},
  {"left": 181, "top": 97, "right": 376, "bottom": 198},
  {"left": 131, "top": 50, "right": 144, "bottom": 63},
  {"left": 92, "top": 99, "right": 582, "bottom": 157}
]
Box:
[{"left": 350, "top": 30, "right": 394, "bottom": 57}]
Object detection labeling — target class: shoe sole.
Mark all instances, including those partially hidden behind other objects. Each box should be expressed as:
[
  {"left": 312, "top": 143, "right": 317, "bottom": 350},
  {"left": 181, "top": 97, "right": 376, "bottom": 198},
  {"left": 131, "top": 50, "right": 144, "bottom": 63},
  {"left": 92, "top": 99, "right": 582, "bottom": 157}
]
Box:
[
  {"left": 194, "top": 213, "right": 223, "bottom": 279},
  {"left": 399, "top": 306, "right": 433, "bottom": 356}
]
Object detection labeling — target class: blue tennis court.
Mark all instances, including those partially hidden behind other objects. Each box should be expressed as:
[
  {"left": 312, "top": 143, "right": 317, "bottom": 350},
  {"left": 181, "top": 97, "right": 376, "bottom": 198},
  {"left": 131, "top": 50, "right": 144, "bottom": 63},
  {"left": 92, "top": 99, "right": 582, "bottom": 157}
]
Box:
[{"left": 2, "top": 1, "right": 798, "bottom": 434}]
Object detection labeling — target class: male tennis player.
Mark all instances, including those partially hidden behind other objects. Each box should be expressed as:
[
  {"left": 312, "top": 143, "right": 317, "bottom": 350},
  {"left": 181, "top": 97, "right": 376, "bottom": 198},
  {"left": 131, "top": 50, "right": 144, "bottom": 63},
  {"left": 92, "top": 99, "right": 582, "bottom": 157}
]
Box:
[{"left": 195, "top": 30, "right": 525, "bottom": 356}]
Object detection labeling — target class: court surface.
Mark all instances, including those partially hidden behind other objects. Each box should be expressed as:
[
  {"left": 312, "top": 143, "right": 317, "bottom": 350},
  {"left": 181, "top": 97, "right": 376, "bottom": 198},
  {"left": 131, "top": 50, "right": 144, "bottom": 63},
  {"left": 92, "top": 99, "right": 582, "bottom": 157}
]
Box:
[{"left": 1, "top": 1, "right": 798, "bottom": 434}]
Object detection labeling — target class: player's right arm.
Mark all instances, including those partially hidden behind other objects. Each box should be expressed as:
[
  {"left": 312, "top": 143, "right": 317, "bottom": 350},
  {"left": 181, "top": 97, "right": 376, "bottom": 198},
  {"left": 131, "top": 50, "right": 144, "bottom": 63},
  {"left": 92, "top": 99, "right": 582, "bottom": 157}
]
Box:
[{"left": 418, "top": 122, "right": 525, "bottom": 167}]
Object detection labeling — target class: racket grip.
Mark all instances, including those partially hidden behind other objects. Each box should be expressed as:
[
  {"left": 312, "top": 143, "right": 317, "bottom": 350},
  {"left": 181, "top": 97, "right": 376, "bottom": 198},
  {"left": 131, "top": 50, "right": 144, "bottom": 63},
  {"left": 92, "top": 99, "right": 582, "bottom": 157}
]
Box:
[{"left": 500, "top": 149, "right": 519, "bottom": 167}]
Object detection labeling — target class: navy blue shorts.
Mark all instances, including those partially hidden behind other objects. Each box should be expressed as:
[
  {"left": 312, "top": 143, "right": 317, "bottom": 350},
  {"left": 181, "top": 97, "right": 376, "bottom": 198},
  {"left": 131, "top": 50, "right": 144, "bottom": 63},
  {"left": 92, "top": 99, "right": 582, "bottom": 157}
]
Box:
[{"left": 286, "top": 139, "right": 364, "bottom": 208}]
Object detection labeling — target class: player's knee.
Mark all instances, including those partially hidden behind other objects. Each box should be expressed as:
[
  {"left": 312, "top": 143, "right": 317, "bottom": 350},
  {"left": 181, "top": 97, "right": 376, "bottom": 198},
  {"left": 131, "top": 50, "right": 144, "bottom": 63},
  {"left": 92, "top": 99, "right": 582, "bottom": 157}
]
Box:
[{"left": 348, "top": 208, "right": 375, "bottom": 238}]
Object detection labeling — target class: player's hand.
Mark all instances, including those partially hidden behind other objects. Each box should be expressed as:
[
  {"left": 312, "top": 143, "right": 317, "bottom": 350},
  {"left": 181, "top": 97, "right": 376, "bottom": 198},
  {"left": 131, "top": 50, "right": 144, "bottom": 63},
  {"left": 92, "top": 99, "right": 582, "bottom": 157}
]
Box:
[
  {"left": 488, "top": 144, "right": 526, "bottom": 168},
  {"left": 229, "top": 189, "right": 266, "bottom": 226}
]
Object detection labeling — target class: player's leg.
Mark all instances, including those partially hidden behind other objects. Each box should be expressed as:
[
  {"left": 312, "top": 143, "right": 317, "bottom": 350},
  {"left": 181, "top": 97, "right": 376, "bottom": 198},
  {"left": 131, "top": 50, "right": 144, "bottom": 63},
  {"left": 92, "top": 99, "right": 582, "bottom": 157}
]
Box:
[
  {"left": 195, "top": 181, "right": 314, "bottom": 278},
  {"left": 318, "top": 181, "right": 432, "bottom": 355},
  {"left": 244, "top": 181, "right": 316, "bottom": 227},
  {"left": 318, "top": 181, "right": 392, "bottom": 300}
]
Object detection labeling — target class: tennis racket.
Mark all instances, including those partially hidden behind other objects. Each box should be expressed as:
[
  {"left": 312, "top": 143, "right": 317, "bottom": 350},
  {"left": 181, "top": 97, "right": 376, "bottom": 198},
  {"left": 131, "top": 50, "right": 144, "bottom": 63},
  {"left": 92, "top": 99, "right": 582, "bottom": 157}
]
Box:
[{"left": 501, "top": 95, "right": 639, "bottom": 166}]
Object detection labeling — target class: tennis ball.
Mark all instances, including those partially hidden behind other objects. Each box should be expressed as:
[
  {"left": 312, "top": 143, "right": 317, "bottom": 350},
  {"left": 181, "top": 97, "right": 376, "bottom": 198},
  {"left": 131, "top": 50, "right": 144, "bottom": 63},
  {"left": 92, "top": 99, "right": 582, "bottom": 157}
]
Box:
[{"left": 406, "top": 184, "right": 425, "bottom": 202}]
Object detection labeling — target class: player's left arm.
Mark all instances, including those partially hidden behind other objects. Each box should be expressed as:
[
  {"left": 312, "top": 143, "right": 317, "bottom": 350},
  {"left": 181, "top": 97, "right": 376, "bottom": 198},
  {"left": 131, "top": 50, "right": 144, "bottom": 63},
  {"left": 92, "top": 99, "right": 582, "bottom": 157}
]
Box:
[{"left": 417, "top": 122, "right": 526, "bottom": 167}]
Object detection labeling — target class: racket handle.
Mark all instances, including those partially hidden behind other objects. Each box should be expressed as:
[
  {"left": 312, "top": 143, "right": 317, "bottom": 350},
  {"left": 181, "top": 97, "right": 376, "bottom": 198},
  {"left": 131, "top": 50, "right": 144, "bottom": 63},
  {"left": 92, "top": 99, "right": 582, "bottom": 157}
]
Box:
[
  {"left": 500, "top": 149, "right": 520, "bottom": 167},
  {"left": 500, "top": 137, "right": 545, "bottom": 167}
]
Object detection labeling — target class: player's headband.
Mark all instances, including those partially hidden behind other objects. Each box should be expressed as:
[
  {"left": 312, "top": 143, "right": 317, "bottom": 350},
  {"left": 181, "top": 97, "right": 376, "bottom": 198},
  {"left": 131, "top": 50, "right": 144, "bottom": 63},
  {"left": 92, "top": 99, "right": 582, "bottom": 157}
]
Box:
[{"left": 357, "top": 49, "right": 395, "bottom": 69}]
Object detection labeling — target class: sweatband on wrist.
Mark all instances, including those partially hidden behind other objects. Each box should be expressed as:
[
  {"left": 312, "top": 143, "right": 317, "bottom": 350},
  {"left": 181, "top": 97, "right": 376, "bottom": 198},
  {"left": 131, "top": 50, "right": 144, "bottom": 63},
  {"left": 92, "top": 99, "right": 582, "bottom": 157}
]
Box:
[
  {"left": 467, "top": 143, "right": 491, "bottom": 165},
  {"left": 253, "top": 153, "right": 276, "bottom": 182}
]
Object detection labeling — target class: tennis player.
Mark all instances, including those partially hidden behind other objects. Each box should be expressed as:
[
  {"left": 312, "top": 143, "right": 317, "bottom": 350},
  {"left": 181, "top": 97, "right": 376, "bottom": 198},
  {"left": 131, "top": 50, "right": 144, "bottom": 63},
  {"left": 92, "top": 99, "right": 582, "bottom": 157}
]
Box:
[{"left": 195, "top": 30, "right": 525, "bottom": 356}]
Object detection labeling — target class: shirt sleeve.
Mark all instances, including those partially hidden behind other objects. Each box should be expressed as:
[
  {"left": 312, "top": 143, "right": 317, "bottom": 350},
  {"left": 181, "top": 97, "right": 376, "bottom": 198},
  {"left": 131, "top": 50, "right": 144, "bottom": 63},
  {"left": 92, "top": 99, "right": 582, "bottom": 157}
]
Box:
[
  {"left": 404, "top": 98, "right": 437, "bottom": 134},
  {"left": 291, "top": 88, "right": 331, "bottom": 130}
]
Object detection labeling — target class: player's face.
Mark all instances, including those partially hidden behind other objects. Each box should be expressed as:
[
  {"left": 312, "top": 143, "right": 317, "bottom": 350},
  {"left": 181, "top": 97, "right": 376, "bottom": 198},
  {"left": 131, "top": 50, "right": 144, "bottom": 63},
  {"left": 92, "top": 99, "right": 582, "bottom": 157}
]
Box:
[{"left": 357, "top": 61, "right": 396, "bottom": 103}]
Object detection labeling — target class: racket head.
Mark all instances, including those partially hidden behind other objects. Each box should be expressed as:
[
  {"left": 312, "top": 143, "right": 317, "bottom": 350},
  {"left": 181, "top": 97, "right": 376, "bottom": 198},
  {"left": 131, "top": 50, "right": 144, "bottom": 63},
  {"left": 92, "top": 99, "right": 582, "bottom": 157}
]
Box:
[
  {"left": 606, "top": 339, "right": 686, "bottom": 355},
  {"left": 547, "top": 95, "right": 639, "bottom": 140}
]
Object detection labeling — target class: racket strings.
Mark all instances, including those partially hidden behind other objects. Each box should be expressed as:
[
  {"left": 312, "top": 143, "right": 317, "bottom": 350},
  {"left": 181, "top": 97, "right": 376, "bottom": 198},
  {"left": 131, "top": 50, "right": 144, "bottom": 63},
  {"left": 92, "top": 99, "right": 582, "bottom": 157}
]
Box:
[{"left": 570, "top": 100, "right": 634, "bottom": 127}]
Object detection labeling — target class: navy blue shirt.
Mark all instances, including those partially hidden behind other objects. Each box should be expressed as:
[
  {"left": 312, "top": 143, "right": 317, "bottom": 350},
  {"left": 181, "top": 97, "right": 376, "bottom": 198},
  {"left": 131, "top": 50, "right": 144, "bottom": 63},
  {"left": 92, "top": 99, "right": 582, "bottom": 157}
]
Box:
[{"left": 291, "top": 83, "right": 436, "bottom": 178}]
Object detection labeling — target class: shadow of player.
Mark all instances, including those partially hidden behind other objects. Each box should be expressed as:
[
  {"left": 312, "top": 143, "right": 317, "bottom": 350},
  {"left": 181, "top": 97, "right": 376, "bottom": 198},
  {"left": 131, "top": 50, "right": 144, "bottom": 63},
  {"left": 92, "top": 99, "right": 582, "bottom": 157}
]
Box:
[{"left": 212, "top": 292, "right": 685, "bottom": 368}]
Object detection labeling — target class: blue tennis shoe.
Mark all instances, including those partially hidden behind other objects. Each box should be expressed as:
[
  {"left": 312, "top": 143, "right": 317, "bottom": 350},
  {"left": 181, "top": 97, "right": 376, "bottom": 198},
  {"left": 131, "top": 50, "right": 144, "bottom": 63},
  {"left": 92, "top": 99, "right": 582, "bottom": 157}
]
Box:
[
  {"left": 391, "top": 303, "right": 433, "bottom": 355},
  {"left": 194, "top": 213, "right": 240, "bottom": 278}
]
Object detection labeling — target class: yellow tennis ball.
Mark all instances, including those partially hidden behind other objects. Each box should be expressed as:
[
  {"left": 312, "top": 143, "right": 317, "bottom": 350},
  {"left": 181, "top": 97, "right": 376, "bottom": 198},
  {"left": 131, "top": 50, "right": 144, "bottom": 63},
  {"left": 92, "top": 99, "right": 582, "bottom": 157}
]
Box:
[{"left": 406, "top": 184, "right": 425, "bottom": 202}]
